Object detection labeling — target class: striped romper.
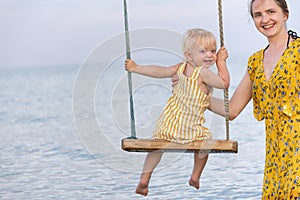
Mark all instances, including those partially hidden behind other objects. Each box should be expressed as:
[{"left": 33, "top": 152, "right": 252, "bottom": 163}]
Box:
[{"left": 153, "top": 62, "right": 212, "bottom": 144}]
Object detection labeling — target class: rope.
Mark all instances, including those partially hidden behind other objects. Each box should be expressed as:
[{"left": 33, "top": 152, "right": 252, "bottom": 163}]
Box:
[
  {"left": 123, "top": 0, "right": 136, "bottom": 139},
  {"left": 218, "top": 0, "right": 230, "bottom": 140},
  {"left": 122, "top": 0, "right": 229, "bottom": 140}
]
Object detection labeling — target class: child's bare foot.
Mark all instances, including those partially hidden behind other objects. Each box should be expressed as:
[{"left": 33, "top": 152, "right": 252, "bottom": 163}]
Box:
[
  {"left": 135, "top": 182, "right": 149, "bottom": 196},
  {"left": 189, "top": 178, "right": 200, "bottom": 190}
]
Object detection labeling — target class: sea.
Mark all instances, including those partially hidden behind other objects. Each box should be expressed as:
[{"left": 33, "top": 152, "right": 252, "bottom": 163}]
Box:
[{"left": 0, "top": 58, "right": 266, "bottom": 199}]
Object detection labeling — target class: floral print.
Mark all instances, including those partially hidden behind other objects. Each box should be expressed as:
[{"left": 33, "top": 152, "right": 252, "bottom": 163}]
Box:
[{"left": 247, "top": 38, "right": 300, "bottom": 199}]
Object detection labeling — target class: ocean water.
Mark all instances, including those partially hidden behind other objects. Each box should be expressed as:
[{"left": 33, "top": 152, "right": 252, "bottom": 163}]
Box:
[{"left": 0, "top": 62, "right": 265, "bottom": 200}]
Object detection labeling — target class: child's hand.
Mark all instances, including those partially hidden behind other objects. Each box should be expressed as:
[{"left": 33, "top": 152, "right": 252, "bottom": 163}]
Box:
[
  {"left": 216, "top": 47, "right": 228, "bottom": 62},
  {"left": 125, "top": 59, "right": 138, "bottom": 72}
]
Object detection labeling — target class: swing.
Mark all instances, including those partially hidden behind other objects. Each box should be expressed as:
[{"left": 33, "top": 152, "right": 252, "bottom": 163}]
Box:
[{"left": 121, "top": 0, "right": 238, "bottom": 153}]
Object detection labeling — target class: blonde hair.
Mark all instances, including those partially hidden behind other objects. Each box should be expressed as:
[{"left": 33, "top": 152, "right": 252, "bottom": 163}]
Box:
[{"left": 182, "top": 28, "right": 216, "bottom": 55}]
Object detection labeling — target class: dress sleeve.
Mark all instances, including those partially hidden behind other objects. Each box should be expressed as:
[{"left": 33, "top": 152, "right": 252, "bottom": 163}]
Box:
[
  {"left": 247, "top": 50, "right": 265, "bottom": 121},
  {"left": 247, "top": 51, "right": 261, "bottom": 82}
]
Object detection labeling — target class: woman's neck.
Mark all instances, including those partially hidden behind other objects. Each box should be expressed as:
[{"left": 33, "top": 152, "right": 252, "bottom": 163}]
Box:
[{"left": 267, "top": 30, "right": 289, "bottom": 49}]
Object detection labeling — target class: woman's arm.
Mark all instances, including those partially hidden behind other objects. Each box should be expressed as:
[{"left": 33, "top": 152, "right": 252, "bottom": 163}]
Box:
[
  {"left": 125, "top": 59, "right": 179, "bottom": 78},
  {"left": 208, "top": 71, "right": 252, "bottom": 120}
]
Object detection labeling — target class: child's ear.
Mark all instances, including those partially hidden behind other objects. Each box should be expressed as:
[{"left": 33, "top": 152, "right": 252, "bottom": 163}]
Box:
[{"left": 184, "top": 51, "right": 192, "bottom": 62}]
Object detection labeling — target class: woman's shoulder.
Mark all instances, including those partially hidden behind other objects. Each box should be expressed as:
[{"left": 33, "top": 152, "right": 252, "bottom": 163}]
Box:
[
  {"left": 248, "top": 48, "right": 264, "bottom": 61},
  {"left": 291, "top": 38, "right": 300, "bottom": 49},
  {"left": 284, "top": 38, "right": 300, "bottom": 61},
  {"left": 247, "top": 49, "right": 264, "bottom": 69},
  {"left": 247, "top": 49, "right": 264, "bottom": 80}
]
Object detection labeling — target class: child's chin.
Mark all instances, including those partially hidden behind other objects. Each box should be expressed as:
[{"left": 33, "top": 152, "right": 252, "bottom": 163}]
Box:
[{"left": 202, "top": 64, "right": 212, "bottom": 68}]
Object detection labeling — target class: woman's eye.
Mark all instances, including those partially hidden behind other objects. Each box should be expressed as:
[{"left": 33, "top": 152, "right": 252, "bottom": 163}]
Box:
[
  {"left": 267, "top": 10, "right": 275, "bottom": 14},
  {"left": 254, "top": 13, "right": 261, "bottom": 18}
]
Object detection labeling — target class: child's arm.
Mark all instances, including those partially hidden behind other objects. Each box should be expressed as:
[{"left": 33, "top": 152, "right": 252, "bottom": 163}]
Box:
[
  {"left": 200, "top": 47, "right": 230, "bottom": 89},
  {"left": 125, "top": 59, "right": 179, "bottom": 78}
]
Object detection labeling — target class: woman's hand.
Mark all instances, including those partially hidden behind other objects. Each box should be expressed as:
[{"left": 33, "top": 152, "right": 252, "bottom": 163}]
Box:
[
  {"left": 171, "top": 73, "right": 179, "bottom": 87},
  {"left": 125, "top": 59, "right": 138, "bottom": 72}
]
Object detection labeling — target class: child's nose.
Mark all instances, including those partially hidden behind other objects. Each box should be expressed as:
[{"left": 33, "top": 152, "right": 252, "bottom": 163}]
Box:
[{"left": 206, "top": 51, "right": 214, "bottom": 57}]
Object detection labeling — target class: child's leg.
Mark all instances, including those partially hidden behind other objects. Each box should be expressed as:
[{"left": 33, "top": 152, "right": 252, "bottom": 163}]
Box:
[
  {"left": 136, "top": 152, "right": 163, "bottom": 196},
  {"left": 189, "top": 152, "right": 208, "bottom": 190}
]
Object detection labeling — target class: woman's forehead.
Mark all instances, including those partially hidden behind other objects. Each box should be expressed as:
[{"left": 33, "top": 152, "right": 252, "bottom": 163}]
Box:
[{"left": 252, "top": 0, "right": 278, "bottom": 11}]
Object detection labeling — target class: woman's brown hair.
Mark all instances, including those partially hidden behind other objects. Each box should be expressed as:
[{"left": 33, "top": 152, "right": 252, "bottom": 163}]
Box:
[{"left": 249, "top": 0, "right": 289, "bottom": 18}]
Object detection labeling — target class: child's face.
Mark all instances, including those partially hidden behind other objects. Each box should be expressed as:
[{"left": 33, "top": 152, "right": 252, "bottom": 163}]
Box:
[{"left": 186, "top": 43, "right": 217, "bottom": 68}]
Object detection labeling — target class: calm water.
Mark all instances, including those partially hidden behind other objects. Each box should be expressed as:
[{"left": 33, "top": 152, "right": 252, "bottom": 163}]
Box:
[{"left": 0, "top": 63, "right": 265, "bottom": 200}]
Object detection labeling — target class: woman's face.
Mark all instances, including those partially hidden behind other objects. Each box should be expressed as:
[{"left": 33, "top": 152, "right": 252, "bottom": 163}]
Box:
[{"left": 251, "top": 0, "right": 288, "bottom": 38}]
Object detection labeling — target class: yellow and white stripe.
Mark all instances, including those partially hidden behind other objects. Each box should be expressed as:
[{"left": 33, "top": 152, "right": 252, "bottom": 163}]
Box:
[{"left": 153, "top": 62, "right": 212, "bottom": 144}]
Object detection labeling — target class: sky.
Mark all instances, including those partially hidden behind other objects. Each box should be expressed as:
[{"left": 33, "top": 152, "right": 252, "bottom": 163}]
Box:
[{"left": 0, "top": 0, "right": 299, "bottom": 69}]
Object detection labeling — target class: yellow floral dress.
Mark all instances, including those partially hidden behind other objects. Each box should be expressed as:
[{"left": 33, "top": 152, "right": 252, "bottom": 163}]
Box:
[{"left": 247, "top": 38, "right": 300, "bottom": 199}]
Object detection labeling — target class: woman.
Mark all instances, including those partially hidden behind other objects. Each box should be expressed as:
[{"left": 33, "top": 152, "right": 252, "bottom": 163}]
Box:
[
  {"left": 212, "top": 0, "right": 300, "bottom": 199},
  {"left": 173, "top": 0, "right": 300, "bottom": 199}
]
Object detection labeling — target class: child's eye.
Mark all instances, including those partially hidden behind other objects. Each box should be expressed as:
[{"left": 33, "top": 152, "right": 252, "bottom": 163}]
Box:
[{"left": 211, "top": 50, "right": 216, "bottom": 54}]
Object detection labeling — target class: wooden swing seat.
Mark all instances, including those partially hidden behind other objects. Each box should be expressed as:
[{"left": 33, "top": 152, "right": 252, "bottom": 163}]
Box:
[
  {"left": 122, "top": 138, "right": 238, "bottom": 153},
  {"left": 121, "top": 0, "right": 238, "bottom": 155}
]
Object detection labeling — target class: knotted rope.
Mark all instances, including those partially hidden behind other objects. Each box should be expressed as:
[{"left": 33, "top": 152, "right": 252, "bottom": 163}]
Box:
[{"left": 218, "top": 0, "right": 230, "bottom": 140}]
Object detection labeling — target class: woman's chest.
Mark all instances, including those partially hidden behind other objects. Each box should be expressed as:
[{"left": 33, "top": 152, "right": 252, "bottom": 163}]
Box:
[{"left": 263, "top": 51, "right": 284, "bottom": 81}]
